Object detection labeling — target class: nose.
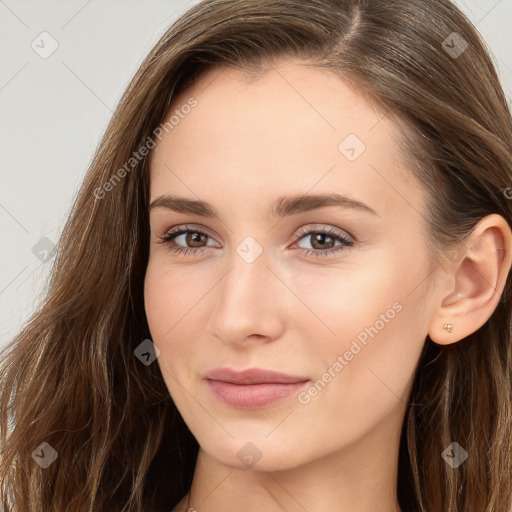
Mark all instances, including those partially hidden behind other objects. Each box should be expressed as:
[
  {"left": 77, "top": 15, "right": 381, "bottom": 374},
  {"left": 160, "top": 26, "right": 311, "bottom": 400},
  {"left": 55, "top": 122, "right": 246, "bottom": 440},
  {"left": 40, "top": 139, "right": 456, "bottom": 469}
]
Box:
[{"left": 207, "top": 244, "right": 287, "bottom": 347}]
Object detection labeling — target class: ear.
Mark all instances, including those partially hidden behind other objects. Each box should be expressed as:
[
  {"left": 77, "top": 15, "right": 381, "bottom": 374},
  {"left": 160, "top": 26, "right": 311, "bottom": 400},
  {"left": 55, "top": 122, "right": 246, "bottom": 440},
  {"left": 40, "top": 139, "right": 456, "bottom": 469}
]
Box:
[{"left": 428, "top": 214, "right": 512, "bottom": 345}]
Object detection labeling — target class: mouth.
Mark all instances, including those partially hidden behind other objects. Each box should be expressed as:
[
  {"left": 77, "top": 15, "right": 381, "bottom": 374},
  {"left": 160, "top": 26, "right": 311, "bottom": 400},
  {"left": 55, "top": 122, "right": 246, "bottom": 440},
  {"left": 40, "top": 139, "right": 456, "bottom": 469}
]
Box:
[{"left": 203, "top": 367, "right": 310, "bottom": 409}]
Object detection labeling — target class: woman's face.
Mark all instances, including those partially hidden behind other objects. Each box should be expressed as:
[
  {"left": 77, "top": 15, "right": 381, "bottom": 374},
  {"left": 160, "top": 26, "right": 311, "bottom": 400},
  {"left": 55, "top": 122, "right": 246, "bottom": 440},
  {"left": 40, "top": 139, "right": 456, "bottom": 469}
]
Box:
[{"left": 144, "top": 60, "right": 438, "bottom": 471}]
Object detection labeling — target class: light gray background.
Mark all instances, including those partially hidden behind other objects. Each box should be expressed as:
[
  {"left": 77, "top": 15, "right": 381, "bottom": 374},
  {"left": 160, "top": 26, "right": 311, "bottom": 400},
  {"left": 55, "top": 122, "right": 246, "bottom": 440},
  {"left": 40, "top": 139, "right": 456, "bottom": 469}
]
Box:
[{"left": 1, "top": 0, "right": 511, "bottom": 349}]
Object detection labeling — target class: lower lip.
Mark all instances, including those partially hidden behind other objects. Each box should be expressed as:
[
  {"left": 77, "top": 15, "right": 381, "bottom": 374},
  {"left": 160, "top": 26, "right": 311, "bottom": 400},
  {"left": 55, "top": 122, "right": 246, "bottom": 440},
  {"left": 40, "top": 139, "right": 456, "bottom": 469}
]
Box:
[{"left": 205, "top": 379, "right": 309, "bottom": 409}]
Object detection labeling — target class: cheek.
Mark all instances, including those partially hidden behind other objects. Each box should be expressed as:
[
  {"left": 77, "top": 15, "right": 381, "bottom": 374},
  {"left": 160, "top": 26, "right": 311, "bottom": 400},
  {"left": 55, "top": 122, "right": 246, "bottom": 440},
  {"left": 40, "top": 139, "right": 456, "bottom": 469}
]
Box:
[
  {"left": 315, "top": 299, "right": 425, "bottom": 446},
  {"left": 143, "top": 259, "right": 213, "bottom": 386},
  {"left": 144, "top": 261, "right": 171, "bottom": 343},
  {"left": 285, "top": 248, "right": 417, "bottom": 346},
  {"left": 143, "top": 258, "right": 201, "bottom": 342},
  {"left": 297, "top": 253, "right": 430, "bottom": 430},
  {"left": 144, "top": 260, "right": 187, "bottom": 383}
]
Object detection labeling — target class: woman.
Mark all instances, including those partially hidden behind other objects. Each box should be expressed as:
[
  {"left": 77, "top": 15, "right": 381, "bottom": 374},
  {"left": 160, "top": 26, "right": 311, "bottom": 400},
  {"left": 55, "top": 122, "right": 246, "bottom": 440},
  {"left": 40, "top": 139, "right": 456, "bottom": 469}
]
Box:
[{"left": 1, "top": 0, "right": 511, "bottom": 510}]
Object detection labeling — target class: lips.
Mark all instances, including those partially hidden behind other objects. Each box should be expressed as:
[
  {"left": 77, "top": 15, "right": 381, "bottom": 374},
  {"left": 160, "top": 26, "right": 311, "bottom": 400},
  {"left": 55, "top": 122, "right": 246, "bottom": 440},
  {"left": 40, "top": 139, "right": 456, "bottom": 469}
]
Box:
[
  {"left": 203, "top": 367, "right": 309, "bottom": 385},
  {"left": 203, "top": 367, "right": 310, "bottom": 409}
]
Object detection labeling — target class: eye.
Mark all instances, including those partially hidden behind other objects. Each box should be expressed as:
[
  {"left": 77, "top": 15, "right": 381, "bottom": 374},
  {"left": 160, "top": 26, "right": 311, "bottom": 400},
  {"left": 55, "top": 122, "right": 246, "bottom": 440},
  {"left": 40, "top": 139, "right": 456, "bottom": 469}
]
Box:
[
  {"left": 156, "top": 224, "right": 217, "bottom": 256},
  {"left": 156, "top": 224, "right": 355, "bottom": 257},
  {"left": 293, "top": 225, "right": 355, "bottom": 257}
]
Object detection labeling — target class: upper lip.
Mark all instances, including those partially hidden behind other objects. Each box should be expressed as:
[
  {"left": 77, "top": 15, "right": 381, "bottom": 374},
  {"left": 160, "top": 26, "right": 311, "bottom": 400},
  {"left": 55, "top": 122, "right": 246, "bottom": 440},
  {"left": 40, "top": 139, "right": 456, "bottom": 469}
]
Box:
[{"left": 204, "top": 367, "right": 309, "bottom": 385}]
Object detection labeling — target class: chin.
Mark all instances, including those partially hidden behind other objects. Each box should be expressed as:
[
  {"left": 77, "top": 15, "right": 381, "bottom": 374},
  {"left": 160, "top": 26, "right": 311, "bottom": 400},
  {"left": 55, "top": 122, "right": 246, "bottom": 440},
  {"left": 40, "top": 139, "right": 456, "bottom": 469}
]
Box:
[{"left": 197, "top": 433, "right": 313, "bottom": 472}]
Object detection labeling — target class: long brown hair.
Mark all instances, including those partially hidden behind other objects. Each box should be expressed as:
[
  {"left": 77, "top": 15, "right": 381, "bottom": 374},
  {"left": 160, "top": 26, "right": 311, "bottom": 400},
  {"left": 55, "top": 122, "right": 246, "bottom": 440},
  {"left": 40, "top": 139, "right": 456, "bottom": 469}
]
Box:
[{"left": 1, "top": 0, "right": 511, "bottom": 510}]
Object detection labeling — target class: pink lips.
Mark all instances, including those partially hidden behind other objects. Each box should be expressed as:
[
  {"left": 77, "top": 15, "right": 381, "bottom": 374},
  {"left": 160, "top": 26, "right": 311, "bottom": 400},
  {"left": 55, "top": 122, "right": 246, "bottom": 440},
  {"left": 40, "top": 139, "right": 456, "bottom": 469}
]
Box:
[{"left": 203, "top": 367, "right": 310, "bottom": 409}]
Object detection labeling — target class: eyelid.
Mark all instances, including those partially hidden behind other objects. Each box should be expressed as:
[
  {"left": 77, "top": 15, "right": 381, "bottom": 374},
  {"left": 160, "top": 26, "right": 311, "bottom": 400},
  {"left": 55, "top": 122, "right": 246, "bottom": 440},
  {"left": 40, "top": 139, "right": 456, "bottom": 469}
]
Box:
[
  {"left": 160, "top": 223, "right": 219, "bottom": 242},
  {"left": 294, "top": 223, "right": 355, "bottom": 243},
  {"left": 157, "top": 223, "right": 353, "bottom": 245}
]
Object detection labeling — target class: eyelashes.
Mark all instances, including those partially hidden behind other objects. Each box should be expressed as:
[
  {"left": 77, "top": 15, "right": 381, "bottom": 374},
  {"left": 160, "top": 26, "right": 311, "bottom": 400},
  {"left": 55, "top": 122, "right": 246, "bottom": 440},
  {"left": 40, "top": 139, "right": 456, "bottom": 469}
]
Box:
[
  {"left": 293, "top": 225, "right": 355, "bottom": 257},
  {"left": 156, "top": 224, "right": 355, "bottom": 258}
]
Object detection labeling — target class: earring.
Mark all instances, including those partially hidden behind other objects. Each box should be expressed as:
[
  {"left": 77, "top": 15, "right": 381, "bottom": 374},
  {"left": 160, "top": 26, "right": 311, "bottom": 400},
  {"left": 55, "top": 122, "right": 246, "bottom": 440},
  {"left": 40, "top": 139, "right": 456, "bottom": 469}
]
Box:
[{"left": 443, "top": 323, "right": 454, "bottom": 333}]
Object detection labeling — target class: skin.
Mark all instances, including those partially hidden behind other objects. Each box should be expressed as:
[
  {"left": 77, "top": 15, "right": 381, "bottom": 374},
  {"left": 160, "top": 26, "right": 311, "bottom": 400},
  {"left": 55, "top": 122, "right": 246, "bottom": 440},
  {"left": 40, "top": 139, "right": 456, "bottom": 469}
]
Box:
[{"left": 144, "top": 59, "right": 512, "bottom": 512}]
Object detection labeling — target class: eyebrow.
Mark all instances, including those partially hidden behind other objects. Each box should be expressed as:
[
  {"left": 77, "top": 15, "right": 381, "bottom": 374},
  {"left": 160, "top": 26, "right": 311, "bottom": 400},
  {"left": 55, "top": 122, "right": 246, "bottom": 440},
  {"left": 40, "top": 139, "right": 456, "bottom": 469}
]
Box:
[{"left": 149, "top": 192, "right": 379, "bottom": 218}]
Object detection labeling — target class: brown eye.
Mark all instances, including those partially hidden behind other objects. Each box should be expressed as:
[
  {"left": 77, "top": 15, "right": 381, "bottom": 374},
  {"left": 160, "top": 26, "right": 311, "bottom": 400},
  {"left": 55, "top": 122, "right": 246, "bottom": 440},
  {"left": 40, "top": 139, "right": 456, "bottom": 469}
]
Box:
[
  {"left": 309, "top": 232, "right": 336, "bottom": 250},
  {"left": 295, "top": 227, "right": 355, "bottom": 257},
  {"left": 184, "top": 232, "right": 208, "bottom": 247},
  {"left": 157, "top": 225, "right": 216, "bottom": 255}
]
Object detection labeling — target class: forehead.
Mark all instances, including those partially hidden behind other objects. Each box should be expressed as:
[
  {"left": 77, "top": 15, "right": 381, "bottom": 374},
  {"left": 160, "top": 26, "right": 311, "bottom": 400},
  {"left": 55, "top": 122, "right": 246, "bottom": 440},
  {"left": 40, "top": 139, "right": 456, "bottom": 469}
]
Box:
[{"left": 148, "top": 60, "right": 423, "bottom": 220}]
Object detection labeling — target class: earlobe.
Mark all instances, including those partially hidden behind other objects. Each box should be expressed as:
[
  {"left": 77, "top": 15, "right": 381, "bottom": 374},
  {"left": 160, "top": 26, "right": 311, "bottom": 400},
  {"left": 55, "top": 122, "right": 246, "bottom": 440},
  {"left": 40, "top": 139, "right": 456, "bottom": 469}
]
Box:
[{"left": 428, "top": 214, "right": 512, "bottom": 346}]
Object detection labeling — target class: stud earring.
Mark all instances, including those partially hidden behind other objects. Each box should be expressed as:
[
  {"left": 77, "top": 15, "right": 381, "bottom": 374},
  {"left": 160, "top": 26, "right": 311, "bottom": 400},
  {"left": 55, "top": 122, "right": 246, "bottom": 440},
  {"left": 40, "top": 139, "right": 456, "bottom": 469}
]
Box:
[{"left": 443, "top": 323, "right": 454, "bottom": 333}]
